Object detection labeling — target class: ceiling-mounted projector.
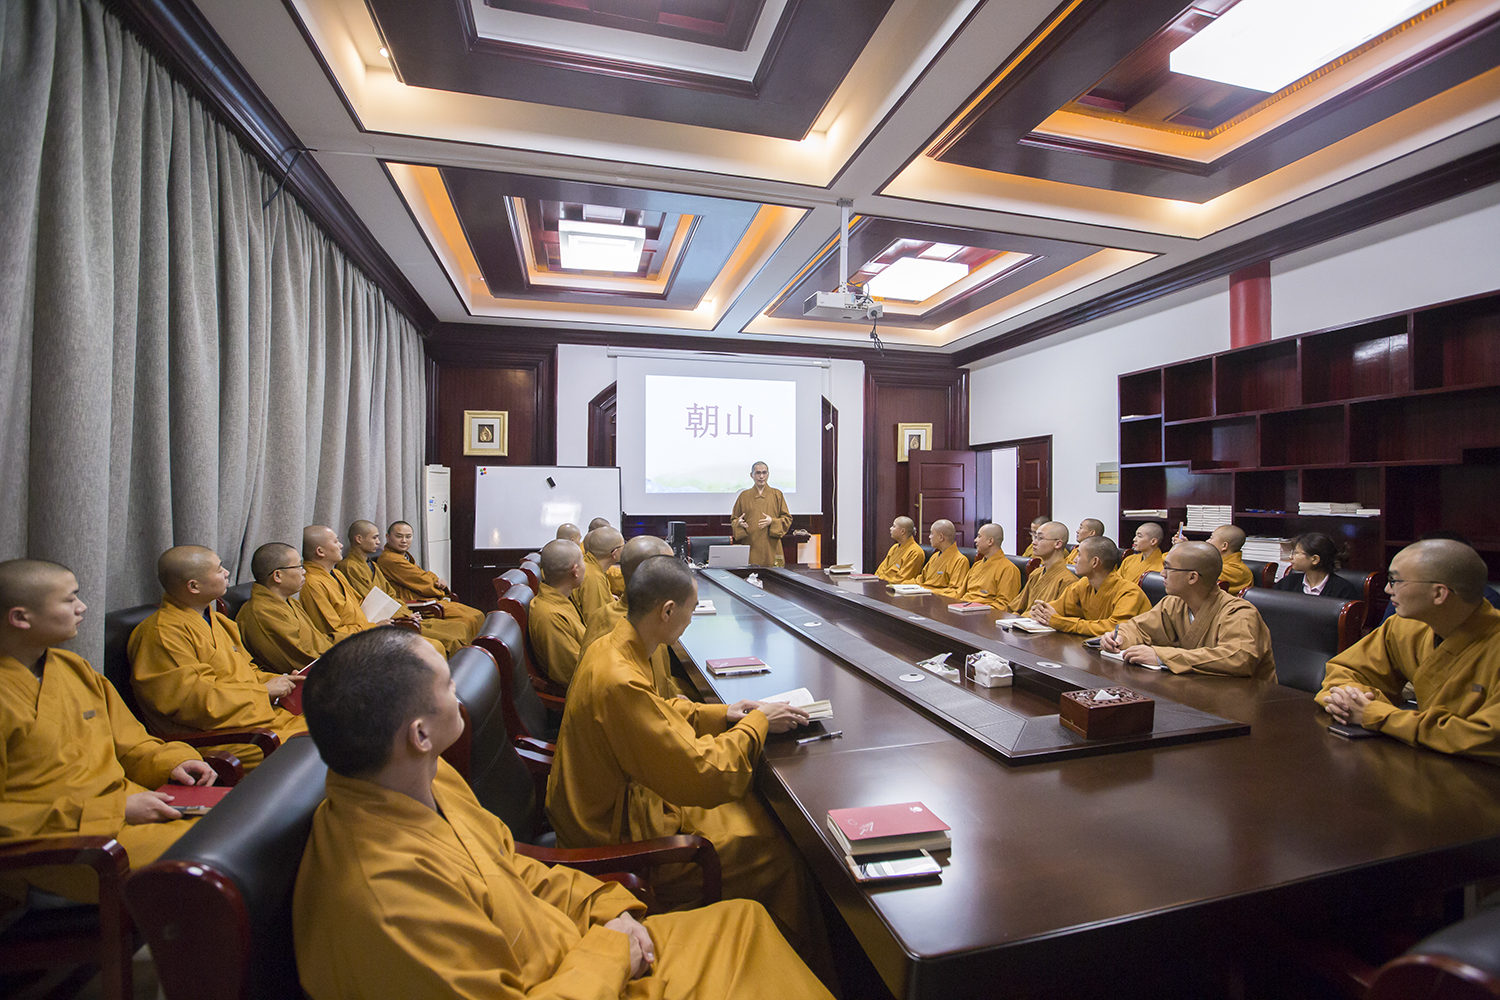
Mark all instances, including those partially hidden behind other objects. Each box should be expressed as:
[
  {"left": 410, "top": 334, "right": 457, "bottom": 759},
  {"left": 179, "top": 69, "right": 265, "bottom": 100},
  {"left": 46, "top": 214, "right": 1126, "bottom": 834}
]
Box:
[
  {"left": 803, "top": 289, "right": 882, "bottom": 321},
  {"left": 803, "top": 197, "right": 883, "bottom": 324}
]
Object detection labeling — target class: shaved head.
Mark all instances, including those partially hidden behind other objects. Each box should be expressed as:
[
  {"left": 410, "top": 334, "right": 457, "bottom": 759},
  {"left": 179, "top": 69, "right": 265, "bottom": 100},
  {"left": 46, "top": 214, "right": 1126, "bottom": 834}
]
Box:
[
  {"left": 1038, "top": 521, "right": 1069, "bottom": 542},
  {"left": 0, "top": 559, "right": 73, "bottom": 615},
  {"left": 588, "top": 517, "right": 611, "bottom": 531},
  {"left": 930, "top": 519, "right": 955, "bottom": 542},
  {"left": 584, "top": 527, "right": 624, "bottom": 559},
  {"left": 977, "top": 522, "right": 1004, "bottom": 546},
  {"left": 157, "top": 545, "right": 221, "bottom": 593},
  {"left": 626, "top": 555, "right": 696, "bottom": 624},
  {"left": 1401, "top": 539, "right": 1488, "bottom": 603},
  {"left": 1079, "top": 518, "right": 1105, "bottom": 538},
  {"left": 250, "top": 542, "right": 299, "bottom": 585},
  {"left": 620, "top": 535, "right": 672, "bottom": 585},
  {"left": 1209, "top": 525, "right": 1246, "bottom": 553},
  {"left": 893, "top": 516, "right": 915, "bottom": 540},
  {"left": 1139, "top": 522, "right": 1164, "bottom": 543},
  {"left": 304, "top": 525, "right": 339, "bottom": 561},
  {"left": 1077, "top": 535, "right": 1121, "bottom": 571},
  {"left": 348, "top": 520, "right": 377, "bottom": 543},
  {"left": 556, "top": 523, "right": 581, "bottom": 543},
  {"left": 1170, "top": 541, "right": 1222, "bottom": 579},
  {"left": 539, "top": 539, "right": 583, "bottom": 586},
  {"left": 1031, "top": 515, "right": 1048, "bottom": 529}
]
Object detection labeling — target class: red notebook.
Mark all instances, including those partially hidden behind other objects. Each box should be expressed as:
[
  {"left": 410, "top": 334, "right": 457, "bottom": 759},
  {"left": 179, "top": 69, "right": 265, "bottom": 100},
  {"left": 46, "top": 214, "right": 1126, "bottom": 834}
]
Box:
[
  {"left": 153, "top": 784, "right": 232, "bottom": 815},
  {"left": 826, "top": 801, "right": 952, "bottom": 857},
  {"left": 277, "top": 666, "right": 312, "bottom": 715},
  {"left": 705, "top": 656, "right": 770, "bottom": 677}
]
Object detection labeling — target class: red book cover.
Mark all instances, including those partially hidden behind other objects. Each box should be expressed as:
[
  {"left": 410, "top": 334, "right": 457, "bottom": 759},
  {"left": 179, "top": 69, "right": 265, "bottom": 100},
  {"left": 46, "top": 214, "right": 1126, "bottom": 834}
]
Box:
[
  {"left": 153, "top": 784, "right": 232, "bottom": 813},
  {"left": 276, "top": 663, "right": 313, "bottom": 715},
  {"left": 705, "top": 657, "right": 766, "bottom": 670},
  {"left": 827, "top": 802, "right": 950, "bottom": 842}
]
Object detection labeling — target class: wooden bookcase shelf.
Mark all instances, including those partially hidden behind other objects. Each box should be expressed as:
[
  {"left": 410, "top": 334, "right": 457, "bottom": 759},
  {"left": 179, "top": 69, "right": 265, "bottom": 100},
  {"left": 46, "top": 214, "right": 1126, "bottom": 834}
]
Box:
[{"left": 1118, "top": 290, "right": 1500, "bottom": 574}]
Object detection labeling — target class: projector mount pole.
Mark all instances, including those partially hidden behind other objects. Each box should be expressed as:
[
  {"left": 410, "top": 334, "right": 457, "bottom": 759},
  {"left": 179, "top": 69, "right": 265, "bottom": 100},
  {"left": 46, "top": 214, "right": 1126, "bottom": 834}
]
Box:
[{"left": 837, "top": 198, "right": 852, "bottom": 293}]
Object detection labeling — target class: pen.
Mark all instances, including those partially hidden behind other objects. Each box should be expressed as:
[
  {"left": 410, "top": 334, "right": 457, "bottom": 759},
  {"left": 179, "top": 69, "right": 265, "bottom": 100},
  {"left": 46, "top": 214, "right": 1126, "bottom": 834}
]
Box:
[{"left": 797, "top": 730, "right": 843, "bottom": 745}]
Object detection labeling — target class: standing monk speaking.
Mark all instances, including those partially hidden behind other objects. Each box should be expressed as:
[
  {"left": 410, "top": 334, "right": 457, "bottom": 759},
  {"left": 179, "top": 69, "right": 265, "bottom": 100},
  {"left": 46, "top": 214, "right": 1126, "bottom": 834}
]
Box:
[{"left": 731, "top": 462, "right": 792, "bottom": 567}]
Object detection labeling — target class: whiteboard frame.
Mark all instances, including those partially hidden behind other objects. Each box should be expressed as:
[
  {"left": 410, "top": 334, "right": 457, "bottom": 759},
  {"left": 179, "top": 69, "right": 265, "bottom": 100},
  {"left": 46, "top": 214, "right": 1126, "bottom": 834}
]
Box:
[{"left": 472, "top": 465, "right": 622, "bottom": 550}]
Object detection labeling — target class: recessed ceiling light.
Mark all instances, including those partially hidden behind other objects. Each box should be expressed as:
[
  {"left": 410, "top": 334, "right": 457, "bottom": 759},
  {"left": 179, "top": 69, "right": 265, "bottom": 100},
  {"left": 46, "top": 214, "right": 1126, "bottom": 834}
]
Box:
[
  {"left": 919, "top": 243, "right": 962, "bottom": 260},
  {"left": 1169, "top": 0, "right": 1429, "bottom": 94},
  {"left": 557, "top": 219, "right": 646, "bottom": 273},
  {"left": 378, "top": 46, "right": 389, "bottom": 58},
  {"left": 866, "top": 256, "right": 968, "bottom": 302}
]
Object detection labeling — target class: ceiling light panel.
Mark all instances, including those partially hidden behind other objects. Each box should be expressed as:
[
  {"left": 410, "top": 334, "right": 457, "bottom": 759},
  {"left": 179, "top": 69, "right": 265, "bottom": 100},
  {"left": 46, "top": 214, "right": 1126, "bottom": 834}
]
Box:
[
  {"left": 866, "top": 256, "right": 969, "bottom": 302},
  {"left": 557, "top": 219, "right": 646, "bottom": 272}
]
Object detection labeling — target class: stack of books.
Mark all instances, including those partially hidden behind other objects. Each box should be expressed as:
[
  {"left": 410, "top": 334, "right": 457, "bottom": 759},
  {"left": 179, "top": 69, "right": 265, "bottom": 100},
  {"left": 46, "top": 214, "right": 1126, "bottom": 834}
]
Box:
[
  {"left": 827, "top": 801, "right": 951, "bottom": 857},
  {"left": 1123, "top": 508, "right": 1169, "bottom": 519},
  {"left": 1243, "top": 536, "right": 1290, "bottom": 562},
  {"left": 1299, "top": 501, "right": 1360, "bottom": 515},
  {"left": 1185, "top": 504, "right": 1233, "bottom": 530},
  {"left": 1356, "top": 507, "right": 1382, "bottom": 517}
]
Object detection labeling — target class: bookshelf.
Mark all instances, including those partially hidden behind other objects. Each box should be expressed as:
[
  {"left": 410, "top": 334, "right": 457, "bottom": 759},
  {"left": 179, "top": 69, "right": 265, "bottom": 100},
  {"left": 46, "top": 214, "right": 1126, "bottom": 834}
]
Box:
[{"left": 1118, "top": 290, "right": 1500, "bottom": 576}]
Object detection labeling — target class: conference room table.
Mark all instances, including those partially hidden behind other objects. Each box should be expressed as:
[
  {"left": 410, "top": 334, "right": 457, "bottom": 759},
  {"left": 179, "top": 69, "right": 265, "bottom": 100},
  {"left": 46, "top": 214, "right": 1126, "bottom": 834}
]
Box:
[{"left": 675, "top": 566, "right": 1500, "bottom": 1000}]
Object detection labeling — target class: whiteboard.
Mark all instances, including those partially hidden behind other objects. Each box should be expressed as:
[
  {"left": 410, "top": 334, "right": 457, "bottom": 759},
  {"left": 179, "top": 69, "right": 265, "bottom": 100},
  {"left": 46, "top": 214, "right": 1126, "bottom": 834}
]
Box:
[{"left": 473, "top": 466, "right": 622, "bottom": 550}]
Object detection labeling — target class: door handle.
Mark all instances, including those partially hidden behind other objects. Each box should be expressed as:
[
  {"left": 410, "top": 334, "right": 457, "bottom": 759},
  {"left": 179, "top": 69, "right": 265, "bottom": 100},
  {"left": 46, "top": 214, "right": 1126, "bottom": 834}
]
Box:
[{"left": 918, "top": 493, "right": 924, "bottom": 534}]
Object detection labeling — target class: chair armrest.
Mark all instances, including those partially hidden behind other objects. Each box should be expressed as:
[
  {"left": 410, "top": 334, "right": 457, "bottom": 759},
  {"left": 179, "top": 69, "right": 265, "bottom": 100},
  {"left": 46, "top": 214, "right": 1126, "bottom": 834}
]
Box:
[
  {"left": 0, "top": 836, "right": 128, "bottom": 879},
  {"left": 198, "top": 750, "right": 244, "bottom": 786},
  {"left": 515, "top": 736, "right": 555, "bottom": 756},
  {"left": 517, "top": 834, "right": 722, "bottom": 904},
  {"left": 408, "top": 601, "right": 446, "bottom": 618},
  {"left": 393, "top": 618, "right": 423, "bottom": 633},
  {"left": 160, "top": 729, "right": 281, "bottom": 757},
  {"left": 537, "top": 691, "right": 566, "bottom": 712},
  {"left": 1337, "top": 601, "right": 1366, "bottom": 652}
]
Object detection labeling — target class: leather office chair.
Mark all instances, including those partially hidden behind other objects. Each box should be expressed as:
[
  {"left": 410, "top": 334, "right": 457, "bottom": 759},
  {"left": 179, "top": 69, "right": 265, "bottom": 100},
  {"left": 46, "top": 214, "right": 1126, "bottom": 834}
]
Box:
[
  {"left": 472, "top": 611, "right": 560, "bottom": 744},
  {"left": 523, "top": 551, "right": 542, "bottom": 563},
  {"left": 957, "top": 545, "right": 978, "bottom": 563},
  {"left": 516, "top": 562, "right": 540, "bottom": 592},
  {"left": 1244, "top": 559, "right": 1275, "bottom": 590},
  {"left": 1366, "top": 905, "right": 1500, "bottom": 1000},
  {"left": 1139, "top": 572, "right": 1167, "bottom": 606},
  {"left": 102, "top": 605, "right": 279, "bottom": 764},
  {"left": 920, "top": 544, "right": 935, "bottom": 560},
  {"left": 219, "top": 582, "right": 254, "bottom": 619},
  {"left": 1336, "top": 568, "right": 1389, "bottom": 631},
  {"left": 688, "top": 535, "right": 734, "bottom": 564},
  {"left": 496, "top": 585, "right": 569, "bottom": 707},
  {"left": 492, "top": 567, "right": 533, "bottom": 605},
  {"left": 1005, "top": 554, "right": 1032, "bottom": 582},
  {"left": 1241, "top": 588, "right": 1365, "bottom": 693}
]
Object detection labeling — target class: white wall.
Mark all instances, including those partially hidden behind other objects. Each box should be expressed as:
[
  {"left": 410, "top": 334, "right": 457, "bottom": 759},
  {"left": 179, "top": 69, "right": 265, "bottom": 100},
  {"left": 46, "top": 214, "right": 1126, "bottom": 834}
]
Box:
[
  {"left": 556, "top": 345, "right": 867, "bottom": 570},
  {"left": 992, "top": 447, "right": 1018, "bottom": 554},
  {"left": 969, "top": 183, "right": 1500, "bottom": 543}
]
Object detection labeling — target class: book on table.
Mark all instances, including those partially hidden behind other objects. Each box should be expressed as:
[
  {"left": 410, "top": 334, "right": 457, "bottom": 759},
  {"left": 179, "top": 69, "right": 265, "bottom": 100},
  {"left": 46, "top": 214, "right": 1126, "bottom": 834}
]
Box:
[
  {"left": 889, "top": 583, "right": 930, "bottom": 595},
  {"left": 706, "top": 656, "right": 771, "bottom": 677},
  {"left": 947, "top": 601, "right": 992, "bottom": 613},
  {"left": 998, "top": 617, "right": 1055, "bottom": 633},
  {"left": 761, "top": 686, "right": 832, "bottom": 721},
  {"left": 826, "top": 801, "right": 951, "bottom": 857}
]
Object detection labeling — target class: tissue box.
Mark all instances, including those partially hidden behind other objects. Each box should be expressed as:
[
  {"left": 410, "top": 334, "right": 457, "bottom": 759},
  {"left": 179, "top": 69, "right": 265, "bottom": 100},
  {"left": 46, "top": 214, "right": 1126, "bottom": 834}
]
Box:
[
  {"left": 969, "top": 655, "right": 1012, "bottom": 688},
  {"left": 1058, "top": 687, "right": 1154, "bottom": 739}
]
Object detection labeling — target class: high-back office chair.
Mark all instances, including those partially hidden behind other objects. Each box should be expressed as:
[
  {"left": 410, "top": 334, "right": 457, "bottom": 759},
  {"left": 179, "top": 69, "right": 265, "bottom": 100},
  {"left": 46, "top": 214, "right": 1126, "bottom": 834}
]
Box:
[
  {"left": 516, "top": 562, "right": 540, "bottom": 591},
  {"left": 495, "top": 584, "right": 570, "bottom": 706},
  {"left": 492, "top": 567, "right": 533, "bottom": 605},
  {"left": 217, "top": 582, "right": 255, "bottom": 619},
  {"left": 1004, "top": 554, "right": 1035, "bottom": 582},
  {"left": 1241, "top": 588, "right": 1364, "bottom": 693},
  {"left": 1244, "top": 559, "right": 1277, "bottom": 590},
  {"left": 102, "top": 605, "right": 280, "bottom": 763},
  {"left": 1139, "top": 572, "right": 1167, "bottom": 606},
  {"left": 1335, "top": 568, "right": 1388, "bottom": 631},
  {"left": 472, "top": 611, "right": 559, "bottom": 744},
  {"left": 1366, "top": 904, "right": 1500, "bottom": 1000}
]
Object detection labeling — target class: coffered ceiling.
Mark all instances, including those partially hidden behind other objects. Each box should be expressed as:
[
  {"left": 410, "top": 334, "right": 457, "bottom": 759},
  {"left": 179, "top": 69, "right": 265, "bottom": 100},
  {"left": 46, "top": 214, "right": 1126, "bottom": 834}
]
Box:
[{"left": 178, "top": 0, "right": 1500, "bottom": 357}]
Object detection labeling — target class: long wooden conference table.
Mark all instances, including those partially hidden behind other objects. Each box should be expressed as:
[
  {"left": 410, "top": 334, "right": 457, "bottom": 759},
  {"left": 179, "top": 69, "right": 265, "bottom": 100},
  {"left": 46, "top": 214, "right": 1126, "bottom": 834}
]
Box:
[{"left": 675, "top": 566, "right": 1500, "bottom": 999}]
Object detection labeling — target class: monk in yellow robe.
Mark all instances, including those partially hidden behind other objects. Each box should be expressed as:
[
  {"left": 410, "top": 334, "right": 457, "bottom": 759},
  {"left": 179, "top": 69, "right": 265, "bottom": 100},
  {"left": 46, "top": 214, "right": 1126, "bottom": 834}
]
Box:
[
  {"left": 531, "top": 539, "right": 588, "bottom": 687},
  {"left": 1104, "top": 541, "right": 1276, "bottom": 681},
  {"left": 556, "top": 523, "right": 582, "bottom": 544},
  {"left": 875, "top": 516, "right": 925, "bottom": 583},
  {"left": 292, "top": 627, "right": 831, "bottom": 1000},
  {"left": 572, "top": 526, "right": 621, "bottom": 620},
  {"left": 730, "top": 461, "right": 792, "bottom": 568},
  {"left": 956, "top": 523, "right": 1021, "bottom": 607},
  {"left": 548, "top": 555, "right": 830, "bottom": 968},
  {"left": 1068, "top": 518, "right": 1105, "bottom": 567},
  {"left": 378, "top": 520, "right": 485, "bottom": 641},
  {"left": 0, "top": 560, "right": 216, "bottom": 909},
  {"left": 1019, "top": 515, "right": 1048, "bottom": 558},
  {"left": 1009, "top": 521, "right": 1076, "bottom": 612},
  {"left": 1119, "top": 522, "right": 1167, "bottom": 581},
  {"left": 919, "top": 518, "right": 969, "bottom": 597},
  {"left": 128, "top": 546, "right": 307, "bottom": 767},
  {"left": 1032, "top": 536, "right": 1150, "bottom": 636},
  {"left": 1319, "top": 539, "right": 1500, "bottom": 761},
  {"left": 333, "top": 521, "right": 468, "bottom": 654},
  {"left": 1212, "top": 525, "right": 1255, "bottom": 592},
  {"left": 581, "top": 535, "right": 687, "bottom": 700},
  {"left": 607, "top": 564, "right": 625, "bottom": 598},
  {"left": 234, "top": 542, "right": 333, "bottom": 674}
]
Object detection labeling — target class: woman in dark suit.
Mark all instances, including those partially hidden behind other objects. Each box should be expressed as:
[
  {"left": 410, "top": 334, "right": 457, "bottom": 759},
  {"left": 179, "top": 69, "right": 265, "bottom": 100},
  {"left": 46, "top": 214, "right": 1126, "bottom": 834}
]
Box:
[{"left": 1274, "top": 532, "right": 1361, "bottom": 600}]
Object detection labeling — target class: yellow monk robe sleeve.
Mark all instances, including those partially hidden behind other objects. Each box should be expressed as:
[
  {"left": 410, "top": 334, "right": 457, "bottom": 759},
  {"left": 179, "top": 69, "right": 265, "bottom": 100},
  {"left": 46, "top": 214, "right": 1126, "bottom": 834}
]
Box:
[
  {"left": 1043, "top": 578, "right": 1095, "bottom": 635},
  {"left": 235, "top": 597, "right": 329, "bottom": 674},
  {"left": 1317, "top": 621, "right": 1414, "bottom": 711},
  {"left": 730, "top": 491, "right": 750, "bottom": 546},
  {"left": 1116, "top": 603, "right": 1169, "bottom": 649},
  {"left": 299, "top": 572, "right": 364, "bottom": 639},
  {"left": 874, "top": 545, "right": 900, "bottom": 582},
  {"left": 602, "top": 681, "right": 766, "bottom": 810},
  {"left": 102, "top": 673, "right": 200, "bottom": 788},
  {"left": 133, "top": 617, "right": 277, "bottom": 730},
  {"left": 1363, "top": 681, "right": 1500, "bottom": 761},
  {"left": 508, "top": 837, "right": 644, "bottom": 930},
  {"left": 768, "top": 489, "right": 792, "bottom": 540},
  {"left": 668, "top": 699, "right": 731, "bottom": 739}
]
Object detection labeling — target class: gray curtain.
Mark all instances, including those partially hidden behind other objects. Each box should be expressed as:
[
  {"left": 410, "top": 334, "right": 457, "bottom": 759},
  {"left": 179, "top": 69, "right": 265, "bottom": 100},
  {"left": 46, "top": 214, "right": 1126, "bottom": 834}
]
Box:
[{"left": 0, "top": 0, "right": 428, "bottom": 664}]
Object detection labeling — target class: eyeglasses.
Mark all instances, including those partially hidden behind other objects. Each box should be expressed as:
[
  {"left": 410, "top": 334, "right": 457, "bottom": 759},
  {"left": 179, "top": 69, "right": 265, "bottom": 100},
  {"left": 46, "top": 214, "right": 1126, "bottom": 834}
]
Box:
[
  {"left": 1160, "top": 565, "right": 1195, "bottom": 574},
  {"left": 1386, "top": 577, "right": 1440, "bottom": 588},
  {"left": 273, "top": 563, "right": 304, "bottom": 572}
]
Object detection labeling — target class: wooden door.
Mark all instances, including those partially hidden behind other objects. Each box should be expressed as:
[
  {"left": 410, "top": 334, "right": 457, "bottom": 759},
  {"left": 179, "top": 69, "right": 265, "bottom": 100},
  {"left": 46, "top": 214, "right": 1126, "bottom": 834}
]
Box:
[
  {"left": 908, "top": 449, "right": 977, "bottom": 544},
  {"left": 1016, "top": 438, "right": 1052, "bottom": 545}
]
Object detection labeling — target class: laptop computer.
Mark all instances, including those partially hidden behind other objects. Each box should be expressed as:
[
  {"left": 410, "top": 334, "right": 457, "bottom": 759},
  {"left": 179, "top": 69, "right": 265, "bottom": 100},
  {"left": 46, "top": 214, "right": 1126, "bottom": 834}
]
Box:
[{"left": 706, "top": 544, "right": 752, "bottom": 568}]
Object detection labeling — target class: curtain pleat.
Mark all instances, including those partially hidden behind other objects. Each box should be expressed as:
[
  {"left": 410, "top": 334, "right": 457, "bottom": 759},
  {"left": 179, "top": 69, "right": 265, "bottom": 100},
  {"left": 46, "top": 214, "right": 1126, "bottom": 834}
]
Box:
[{"left": 0, "top": 0, "right": 427, "bottom": 665}]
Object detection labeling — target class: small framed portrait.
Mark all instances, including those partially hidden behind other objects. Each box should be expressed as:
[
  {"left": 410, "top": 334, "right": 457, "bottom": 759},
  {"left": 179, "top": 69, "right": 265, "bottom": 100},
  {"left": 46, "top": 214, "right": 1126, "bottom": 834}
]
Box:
[
  {"left": 896, "top": 422, "right": 932, "bottom": 463},
  {"left": 463, "top": 411, "right": 508, "bottom": 457}
]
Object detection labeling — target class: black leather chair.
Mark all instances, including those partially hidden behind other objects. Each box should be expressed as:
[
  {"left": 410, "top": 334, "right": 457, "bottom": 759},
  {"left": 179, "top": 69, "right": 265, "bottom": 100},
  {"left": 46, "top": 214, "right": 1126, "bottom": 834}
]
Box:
[
  {"left": 445, "top": 645, "right": 550, "bottom": 842},
  {"left": 1244, "top": 559, "right": 1275, "bottom": 590},
  {"left": 1367, "top": 905, "right": 1500, "bottom": 1000},
  {"left": 1005, "top": 554, "right": 1033, "bottom": 582},
  {"left": 1139, "top": 572, "right": 1167, "bottom": 606},
  {"left": 1241, "top": 588, "right": 1365, "bottom": 693},
  {"left": 957, "top": 545, "right": 978, "bottom": 563},
  {"left": 688, "top": 535, "right": 734, "bottom": 563},
  {"left": 219, "top": 582, "right": 254, "bottom": 619},
  {"left": 1335, "top": 567, "right": 1388, "bottom": 631},
  {"left": 473, "top": 610, "right": 560, "bottom": 742},
  {"left": 492, "top": 567, "right": 533, "bottom": 605},
  {"left": 516, "top": 563, "right": 540, "bottom": 592}
]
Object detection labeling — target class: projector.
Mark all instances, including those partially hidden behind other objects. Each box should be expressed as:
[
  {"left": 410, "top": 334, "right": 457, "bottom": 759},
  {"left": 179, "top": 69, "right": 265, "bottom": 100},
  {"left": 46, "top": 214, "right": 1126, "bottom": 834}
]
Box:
[{"left": 803, "top": 289, "right": 883, "bottom": 322}]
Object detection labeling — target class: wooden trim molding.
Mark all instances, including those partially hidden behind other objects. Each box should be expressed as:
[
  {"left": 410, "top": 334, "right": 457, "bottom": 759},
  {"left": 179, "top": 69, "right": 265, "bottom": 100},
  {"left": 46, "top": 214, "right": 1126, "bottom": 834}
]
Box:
[
  {"left": 103, "top": 0, "right": 437, "bottom": 332},
  {"left": 588, "top": 383, "right": 617, "bottom": 468}
]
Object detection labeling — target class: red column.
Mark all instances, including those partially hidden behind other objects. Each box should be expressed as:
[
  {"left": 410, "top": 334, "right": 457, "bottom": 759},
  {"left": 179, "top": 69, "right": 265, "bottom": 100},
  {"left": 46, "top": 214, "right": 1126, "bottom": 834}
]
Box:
[{"left": 1229, "top": 261, "right": 1272, "bottom": 348}]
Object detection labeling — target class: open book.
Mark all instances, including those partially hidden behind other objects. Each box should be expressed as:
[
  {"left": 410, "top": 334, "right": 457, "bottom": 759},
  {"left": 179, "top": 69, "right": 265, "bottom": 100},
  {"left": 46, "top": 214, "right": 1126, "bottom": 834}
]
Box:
[
  {"left": 889, "top": 584, "right": 930, "bottom": 596},
  {"left": 762, "top": 687, "right": 833, "bottom": 721},
  {"left": 361, "top": 587, "right": 402, "bottom": 623},
  {"left": 997, "top": 617, "right": 1055, "bottom": 633}
]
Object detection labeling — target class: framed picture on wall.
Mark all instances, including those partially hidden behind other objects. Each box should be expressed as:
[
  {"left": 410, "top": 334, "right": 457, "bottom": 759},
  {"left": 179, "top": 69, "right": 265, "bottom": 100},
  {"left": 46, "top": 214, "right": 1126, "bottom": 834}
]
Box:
[
  {"left": 896, "top": 422, "right": 932, "bottom": 463},
  {"left": 464, "top": 410, "right": 509, "bottom": 457}
]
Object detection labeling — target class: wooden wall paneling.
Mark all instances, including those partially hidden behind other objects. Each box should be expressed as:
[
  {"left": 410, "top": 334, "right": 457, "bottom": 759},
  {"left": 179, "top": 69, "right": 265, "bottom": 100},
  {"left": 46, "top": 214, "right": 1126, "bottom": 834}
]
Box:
[
  {"left": 863, "top": 361, "right": 969, "bottom": 570},
  {"left": 426, "top": 341, "right": 557, "bottom": 605},
  {"left": 587, "top": 383, "right": 618, "bottom": 467}
]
